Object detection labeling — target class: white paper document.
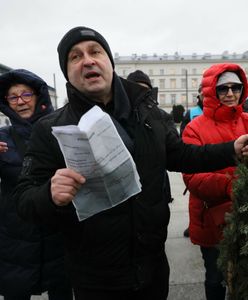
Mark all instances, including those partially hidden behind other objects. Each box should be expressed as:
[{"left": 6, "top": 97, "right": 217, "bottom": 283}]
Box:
[{"left": 52, "top": 106, "right": 141, "bottom": 221}]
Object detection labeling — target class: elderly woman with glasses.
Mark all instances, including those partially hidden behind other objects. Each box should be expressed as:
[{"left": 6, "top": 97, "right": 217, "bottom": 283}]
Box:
[
  {"left": 181, "top": 63, "right": 248, "bottom": 300},
  {"left": 0, "top": 69, "right": 73, "bottom": 300}
]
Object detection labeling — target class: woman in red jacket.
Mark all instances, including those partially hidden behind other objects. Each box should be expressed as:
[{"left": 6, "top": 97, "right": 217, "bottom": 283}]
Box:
[{"left": 182, "top": 63, "right": 248, "bottom": 300}]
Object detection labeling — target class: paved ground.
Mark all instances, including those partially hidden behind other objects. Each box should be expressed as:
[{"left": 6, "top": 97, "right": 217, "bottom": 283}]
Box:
[
  {"left": 166, "top": 171, "right": 205, "bottom": 299},
  {"left": 0, "top": 171, "right": 205, "bottom": 300}
]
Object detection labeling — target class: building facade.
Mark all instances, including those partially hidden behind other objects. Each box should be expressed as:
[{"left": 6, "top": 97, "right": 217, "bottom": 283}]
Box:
[
  {"left": 0, "top": 63, "right": 57, "bottom": 127},
  {"left": 114, "top": 51, "right": 248, "bottom": 112}
]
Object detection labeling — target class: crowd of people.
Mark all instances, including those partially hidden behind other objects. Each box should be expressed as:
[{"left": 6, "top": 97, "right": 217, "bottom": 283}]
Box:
[{"left": 0, "top": 26, "right": 248, "bottom": 300}]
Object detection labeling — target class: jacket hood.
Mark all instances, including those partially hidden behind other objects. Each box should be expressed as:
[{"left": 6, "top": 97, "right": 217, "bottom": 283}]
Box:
[
  {"left": 0, "top": 69, "right": 54, "bottom": 127},
  {"left": 201, "top": 63, "right": 248, "bottom": 120}
]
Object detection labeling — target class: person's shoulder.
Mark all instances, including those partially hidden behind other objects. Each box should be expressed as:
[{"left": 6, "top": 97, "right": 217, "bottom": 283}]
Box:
[
  {"left": 189, "top": 113, "right": 204, "bottom": 124},
  {"left": 190, "top": 106, "right": 203, "bottom": 119},
  {"left": 184, "top": 114, "right": 205, "bottom": 132},
  {"left": 36, "top": 105, "right": 69, "bottom": 127},
  {"left": 158, "top": 108, "right": 173, "bottom": 120}
]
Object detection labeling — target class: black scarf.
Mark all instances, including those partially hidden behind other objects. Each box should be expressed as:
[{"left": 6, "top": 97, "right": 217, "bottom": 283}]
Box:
[{"left": 66, "top": 72, "right": 134, "bottom": 153}]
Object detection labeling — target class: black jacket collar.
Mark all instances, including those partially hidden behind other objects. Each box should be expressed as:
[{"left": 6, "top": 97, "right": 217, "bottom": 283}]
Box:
[{"left": 66, "top": 72, "right": 132, "bottom": 122}]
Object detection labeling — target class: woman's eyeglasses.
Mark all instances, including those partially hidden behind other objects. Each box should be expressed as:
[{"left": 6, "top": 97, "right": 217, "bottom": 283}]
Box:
[
  {"left": 5, "top": 92, "right": 35, "bottom": 104},
  {"left": 216, "top": 84, "right": 243, "bottom": 96}
]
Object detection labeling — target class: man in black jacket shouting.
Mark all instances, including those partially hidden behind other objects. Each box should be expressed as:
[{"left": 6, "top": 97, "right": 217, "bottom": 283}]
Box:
[{"left": 15, "top": 26, "right": 248, "bottom": 300}]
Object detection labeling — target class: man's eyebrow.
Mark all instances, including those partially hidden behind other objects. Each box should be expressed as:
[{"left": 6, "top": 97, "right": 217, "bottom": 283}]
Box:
[{"left": 69, "top": 46, "right": 79, "bottom": 52}]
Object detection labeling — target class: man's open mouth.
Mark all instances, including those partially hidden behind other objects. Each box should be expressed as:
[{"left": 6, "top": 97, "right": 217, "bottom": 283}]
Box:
[{"left": 85, "top": 72, "right": 100, "bottom": 79}]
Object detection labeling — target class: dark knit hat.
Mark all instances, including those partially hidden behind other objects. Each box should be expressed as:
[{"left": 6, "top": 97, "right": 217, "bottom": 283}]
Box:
[
  {"left": 57, "top": 26, "right": 115, "bottom": 80},
  {"left": 127, "top": 70, "right": 152, "bottom": 89}
]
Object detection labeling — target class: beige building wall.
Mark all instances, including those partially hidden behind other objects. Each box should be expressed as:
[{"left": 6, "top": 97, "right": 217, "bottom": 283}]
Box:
[{"left": 114, "top": 52, "right": 248, "bottom": 113}]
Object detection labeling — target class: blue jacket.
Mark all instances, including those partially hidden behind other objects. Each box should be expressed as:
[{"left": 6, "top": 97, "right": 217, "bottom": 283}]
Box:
[
  {"left": 0, "top": 69, "right": 68, "bottom": 295},
  {"left": 180, "top": 104, "right": 203, "bottom": 136},
  {"left": 189, "top": 106, "right": 203, "bottom": 120}
]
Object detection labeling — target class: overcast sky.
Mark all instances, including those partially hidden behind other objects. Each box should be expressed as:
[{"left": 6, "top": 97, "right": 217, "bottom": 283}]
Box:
[{"left": 1, "top": 0, "right": 248, "bottom": 107}]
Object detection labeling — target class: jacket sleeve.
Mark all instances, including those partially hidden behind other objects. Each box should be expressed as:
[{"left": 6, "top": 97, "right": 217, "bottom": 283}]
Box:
[
  {"left": 183, "top": 172, "right": 233, "bottom": 205},
  {"left": 13, "top": 119, "right": 76, "bottom": 227},
  {"left": 165, "top": 117, "right": 236, "bottom": 174},
  {"left": 181, "top": 122, "right": 234, "bottom": 205}
]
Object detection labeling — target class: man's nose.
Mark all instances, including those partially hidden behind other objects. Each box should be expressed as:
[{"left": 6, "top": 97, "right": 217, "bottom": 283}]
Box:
[{"left": 83, "top": 54, "right": 95, "bottom": 65}]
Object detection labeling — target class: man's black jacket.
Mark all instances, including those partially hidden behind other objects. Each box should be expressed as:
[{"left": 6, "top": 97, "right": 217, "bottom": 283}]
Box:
[{"left": 14, "top": 74, "right": 236, "bottom": 291}]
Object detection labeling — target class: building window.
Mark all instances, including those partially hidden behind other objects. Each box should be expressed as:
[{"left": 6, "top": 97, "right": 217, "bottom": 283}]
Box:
[
  {"left": 192, "top": 78, "right": 198, "bottom": 88},
  {"left": 181, "top": 78, "right": 186, "bottom": 89},
  {"left": 150, "top": 79, "right": 154, "bottom": 87},
  {"left": 159, "top": 79, "right": 165, "bottom": 89},
  {"left": 171, "top": 94, "right": 176, "bottom": 105},
  {"left": 122, "top": 69, "right": 127, "bottom": 76},
  {"left": 169, "top": 68, "right": 176, "bottom": 75},
  {"left": 192, "top": 68, "right": 197, "bottom": 75},
  {"left": 159, "top": 94, "right": 166, "bottom": 104},
  {"left": 148, "top": 69, "right": 153, "bottom": 76},
  {"left": 160, "top": 69, "right": 165, "bottom": 75},
  {"left": 192, "top": 93, "right": 198, "bottom": 104},
  {"left": 181, "top": 93, "right": 186, "bottom": 105},
  {"left": 182, "top": 68, "right": 187, "bottom": 75},
  {"left": 170, "top": 79, "right": 176, "bottom": 89}
]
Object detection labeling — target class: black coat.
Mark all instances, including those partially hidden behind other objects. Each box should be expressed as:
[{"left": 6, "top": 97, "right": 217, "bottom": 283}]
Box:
[
  {"left": 0, "top": 69, "right": 68, "bottom": 295},
  {"left": 15, "top": 73, "right": 236, "bottom": 291}
]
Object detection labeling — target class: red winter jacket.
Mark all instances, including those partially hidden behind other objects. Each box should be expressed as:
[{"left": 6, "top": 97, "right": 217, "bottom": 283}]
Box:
[{"left": 182, "top": 63, "right": 248, "bottom": 247}]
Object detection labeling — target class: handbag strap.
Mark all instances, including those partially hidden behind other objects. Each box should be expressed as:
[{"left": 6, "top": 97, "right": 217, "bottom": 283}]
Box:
[{"left": 10, "top": 127, "right": 27, "bottom": 159}]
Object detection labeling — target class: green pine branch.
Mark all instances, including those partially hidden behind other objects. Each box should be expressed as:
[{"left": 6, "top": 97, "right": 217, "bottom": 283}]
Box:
[{"left": 218, "top": 159, "right": 248, "bottom": 299}]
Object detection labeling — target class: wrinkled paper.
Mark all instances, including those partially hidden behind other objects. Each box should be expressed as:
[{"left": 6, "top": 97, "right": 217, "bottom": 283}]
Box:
[{"left": 52, "top": 106, "right": 141, "bottom": 221}]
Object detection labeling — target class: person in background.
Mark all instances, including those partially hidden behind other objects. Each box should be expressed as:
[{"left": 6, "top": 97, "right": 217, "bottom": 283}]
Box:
[
  {"left": 182, "top": 63, "right": 248, "bottom": 299},
  {"left": 0, "top": 69, "right": 73, "bottom": 300},
  {"left": 127, "top": 70, "right": 173, "bottom": 204},
  {"left": 127, "top": 70, "right": 153, "bottom": 89},
  {"left": 180, "top": 84, "right": 203, "bottom": 136},
  {"left": 180, "top": 84, "right": 203, "bottom": 237},
  {"left": 13, "top": 27, "right": 248, "bottom": 300}
]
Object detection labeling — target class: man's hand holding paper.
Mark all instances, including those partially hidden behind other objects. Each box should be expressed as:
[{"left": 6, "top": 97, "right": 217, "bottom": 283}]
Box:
[
  {"left": 52, "top": 106, "right": 141, "bottom": 220},
  {"left": 51, "top": 168, "right": 86, "bottom": 206}
]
